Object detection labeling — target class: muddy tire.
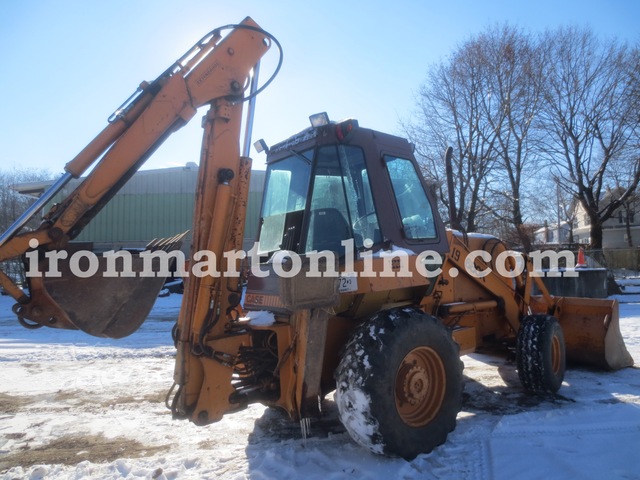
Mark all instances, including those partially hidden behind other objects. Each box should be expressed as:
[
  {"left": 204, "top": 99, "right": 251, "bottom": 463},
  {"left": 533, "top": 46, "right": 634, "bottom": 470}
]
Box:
[
  {"left": 516, "top": 315, "right": 566, "bottom": 393},
  {"left": 334, "top": 308, "right": 463, "bottom": 459}
]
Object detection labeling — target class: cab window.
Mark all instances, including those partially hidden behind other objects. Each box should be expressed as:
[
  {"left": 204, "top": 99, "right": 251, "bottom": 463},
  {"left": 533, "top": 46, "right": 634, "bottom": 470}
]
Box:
[{"left": 385, "top": 156, "right": 437, "bottom": 240}]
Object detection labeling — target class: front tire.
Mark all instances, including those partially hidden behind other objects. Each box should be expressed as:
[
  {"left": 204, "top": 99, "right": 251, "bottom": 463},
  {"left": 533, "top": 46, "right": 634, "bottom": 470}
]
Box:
[
  {"left": 334, "top": 308, "right": 463, "bottom": 459},
  {"left": 516, "top": 315, "right": 566, "bottom": 393}
]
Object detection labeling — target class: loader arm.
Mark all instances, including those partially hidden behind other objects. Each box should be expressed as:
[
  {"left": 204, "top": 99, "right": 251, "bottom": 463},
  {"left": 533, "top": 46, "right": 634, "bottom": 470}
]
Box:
[
  {"left": 436, "top": 230, "right": 632, "bottom": 370},
  {"left": 0, "top": 18, "right": 275, "bottom": 337}
]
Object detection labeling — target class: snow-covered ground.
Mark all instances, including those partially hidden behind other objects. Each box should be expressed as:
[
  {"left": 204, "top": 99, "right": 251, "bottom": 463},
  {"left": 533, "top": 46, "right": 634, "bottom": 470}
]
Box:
[{"left": 1, "top": 291, "right": 639, "bottom": 480}]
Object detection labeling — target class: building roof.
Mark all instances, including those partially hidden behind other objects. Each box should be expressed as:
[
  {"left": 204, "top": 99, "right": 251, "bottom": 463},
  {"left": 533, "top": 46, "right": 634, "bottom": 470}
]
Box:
[{"left": 12, "top": 179, "right": 55, "bottom": 197}]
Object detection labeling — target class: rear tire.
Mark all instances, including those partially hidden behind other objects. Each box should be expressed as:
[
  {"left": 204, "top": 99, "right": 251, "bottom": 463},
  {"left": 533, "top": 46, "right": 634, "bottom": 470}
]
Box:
[
  {"left": 334, "top": 308, "right": 463, "bottom": 459},
  {"left": 516, "top": 315, "right": 566, "bottom": 393}
]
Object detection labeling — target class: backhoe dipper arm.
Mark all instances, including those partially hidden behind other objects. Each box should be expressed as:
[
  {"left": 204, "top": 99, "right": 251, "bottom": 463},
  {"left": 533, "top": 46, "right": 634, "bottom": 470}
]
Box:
[{"left": 0, "top": 18, "right": 272, "bottom": 312}]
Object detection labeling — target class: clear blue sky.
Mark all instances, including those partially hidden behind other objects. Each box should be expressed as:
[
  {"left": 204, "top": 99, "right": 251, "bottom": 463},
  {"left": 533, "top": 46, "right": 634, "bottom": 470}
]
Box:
[{"left": 1, "top": 0, "right": 638, "bottom": 175}]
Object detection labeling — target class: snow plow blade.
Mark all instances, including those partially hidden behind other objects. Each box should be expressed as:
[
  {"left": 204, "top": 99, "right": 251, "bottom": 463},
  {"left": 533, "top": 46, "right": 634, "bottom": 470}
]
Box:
[
  {"left": 553, "top": 297, "right": 634, "bottom": 370},
  {"left": 14, "top": 234, "right": 186, "bottom": 339}
]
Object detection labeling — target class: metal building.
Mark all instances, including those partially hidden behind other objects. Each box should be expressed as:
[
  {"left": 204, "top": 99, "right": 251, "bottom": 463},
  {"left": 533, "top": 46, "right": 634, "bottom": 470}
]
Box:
[{"left": 15, "top": 164, "right": 266, "bottom": 254}]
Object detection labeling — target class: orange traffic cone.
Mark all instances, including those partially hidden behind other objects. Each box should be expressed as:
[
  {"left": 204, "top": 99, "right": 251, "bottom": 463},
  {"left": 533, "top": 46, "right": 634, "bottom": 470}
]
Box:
[{"left": 576, "top": 247, "right": 587, "bottom": 268}]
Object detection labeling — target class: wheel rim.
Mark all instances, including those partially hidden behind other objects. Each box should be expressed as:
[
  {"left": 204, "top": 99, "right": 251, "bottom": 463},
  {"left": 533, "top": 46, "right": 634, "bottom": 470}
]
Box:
[
  {"left": 551, "top": 334, "right": 562, "bottom": 375},
  {"left": 394, "top": 346, "right": 446, "bottom": 427}
]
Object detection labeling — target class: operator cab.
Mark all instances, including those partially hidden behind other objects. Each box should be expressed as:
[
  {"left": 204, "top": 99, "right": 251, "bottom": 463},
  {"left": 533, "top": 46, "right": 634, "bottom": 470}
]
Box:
[{"left": 255, "top": 114, "right": 448, "bottom": 260}]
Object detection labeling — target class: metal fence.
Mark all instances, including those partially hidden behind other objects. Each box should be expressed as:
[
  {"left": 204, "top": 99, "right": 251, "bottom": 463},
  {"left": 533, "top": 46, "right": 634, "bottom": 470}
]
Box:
[{"left": 596, "top": 248, "right": 640, "bottom": 277}]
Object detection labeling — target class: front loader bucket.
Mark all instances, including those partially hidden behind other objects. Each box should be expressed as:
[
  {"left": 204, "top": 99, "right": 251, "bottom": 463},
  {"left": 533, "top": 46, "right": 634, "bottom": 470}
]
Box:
[
  {"left": 552, "top": 297, "right": 634, "bottom": 370},
  {"left": 15, "top": 234, "right": 187, "bottom": 339}
]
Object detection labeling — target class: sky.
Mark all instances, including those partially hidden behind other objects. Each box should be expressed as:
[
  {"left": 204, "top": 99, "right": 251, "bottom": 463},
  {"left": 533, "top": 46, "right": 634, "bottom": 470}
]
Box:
[{"left": 0, "top": 0, "right": 638, "bottom": 176}]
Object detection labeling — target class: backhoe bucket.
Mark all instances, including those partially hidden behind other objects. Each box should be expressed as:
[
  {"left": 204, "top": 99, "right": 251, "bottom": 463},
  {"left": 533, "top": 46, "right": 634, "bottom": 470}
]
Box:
[
  {"left": 551, "top": 297, "right": 634, "bottom": 370},
  {"left": 16, "top": 234, "right": 187, "bottom": 339}
]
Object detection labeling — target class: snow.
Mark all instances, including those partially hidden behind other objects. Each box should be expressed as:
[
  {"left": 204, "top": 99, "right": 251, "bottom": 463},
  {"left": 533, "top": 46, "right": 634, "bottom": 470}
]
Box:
[
  {"left": 1, "top": 291, "right": 639, "bottom": 479},
  {"left": 334, "top": 388, "right": 383, "bottom": 456},
  {"left": 242, "top": 311, "right": 276, "bottom": 327},
  {"left": 333, "top": 320, "right": 384, "bottom": 456}
]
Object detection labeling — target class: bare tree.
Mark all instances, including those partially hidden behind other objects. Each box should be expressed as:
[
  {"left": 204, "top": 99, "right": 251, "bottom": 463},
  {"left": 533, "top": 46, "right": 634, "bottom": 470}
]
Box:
[
  {"left": 406, "top": 38, "right": 498, "bottom": 232},
  {"left": 475, "top": 26, "right": 544, "bottom": 252},
  {"left": 619, "top": 192, "right": 637, "bottom": 248},
  {"left": 606, "top": 185, "right": 639, "bottom": 247},
  {"left": 407, "top": 25, "right": 638, "bottom": 249},
  {"left": 0, "top": 166, "right": 52, "bottom": 287},
  {"left": 538, "top": 27, "right": 640, "bottom": 249},
  {"left": 406, "top": 26, "right": 546, "bottom": 249},
  {"left": 0, "top": 167, "right": 52, "bottom": 232}
]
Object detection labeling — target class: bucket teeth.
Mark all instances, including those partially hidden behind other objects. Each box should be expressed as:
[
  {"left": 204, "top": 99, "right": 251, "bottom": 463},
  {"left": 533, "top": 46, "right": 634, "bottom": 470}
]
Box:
[{"left": 146, "top": 231, "right": 189, "bottom": 252}]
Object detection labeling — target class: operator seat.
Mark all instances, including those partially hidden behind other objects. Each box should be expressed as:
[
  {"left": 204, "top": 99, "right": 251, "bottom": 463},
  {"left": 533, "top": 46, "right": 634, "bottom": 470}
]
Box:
[{"left": 309, "top": 207, "right": 351, "bottom": 253}]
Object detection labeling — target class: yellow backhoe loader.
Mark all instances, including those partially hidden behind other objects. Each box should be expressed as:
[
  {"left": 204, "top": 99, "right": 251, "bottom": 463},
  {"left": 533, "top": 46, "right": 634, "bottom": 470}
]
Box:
[{"left": 0, "top": 18, "right": 633, "bottom": 459}]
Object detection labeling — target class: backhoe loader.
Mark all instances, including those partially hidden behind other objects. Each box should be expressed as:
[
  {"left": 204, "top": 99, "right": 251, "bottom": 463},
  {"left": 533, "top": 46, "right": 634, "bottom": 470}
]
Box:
[{"left": 0, "top": 18, "right": 633, "bottom": 460}]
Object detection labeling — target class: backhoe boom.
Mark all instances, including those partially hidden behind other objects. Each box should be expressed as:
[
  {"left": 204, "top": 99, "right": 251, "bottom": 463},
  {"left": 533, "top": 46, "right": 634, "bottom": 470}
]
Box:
[{"left": 0, "top": 18, "right": 274, "bottom": 337}]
